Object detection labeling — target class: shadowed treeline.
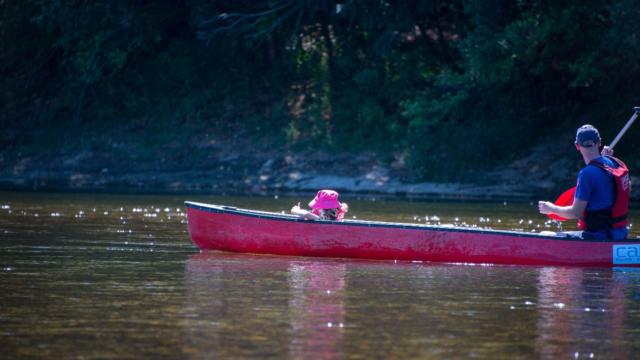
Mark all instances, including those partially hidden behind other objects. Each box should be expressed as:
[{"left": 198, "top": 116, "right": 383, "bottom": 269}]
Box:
[{"left": 2, "top": 1, "right": 640, "bottom": 182}]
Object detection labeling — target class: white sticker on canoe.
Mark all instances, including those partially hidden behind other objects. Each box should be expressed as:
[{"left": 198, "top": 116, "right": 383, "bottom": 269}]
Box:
[{"left": 613, "top": 244, "right": 640, "bottom": 265}]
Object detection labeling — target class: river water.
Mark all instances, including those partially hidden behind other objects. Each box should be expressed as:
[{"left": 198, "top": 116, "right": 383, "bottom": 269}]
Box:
[{"left": 1, "top": 191, "right": 640, "bottom": 358}]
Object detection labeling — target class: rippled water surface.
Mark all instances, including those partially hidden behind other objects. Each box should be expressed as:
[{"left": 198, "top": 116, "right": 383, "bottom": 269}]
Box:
[{"left": 2, "top": 191, "right": 640, "bottom": 358}]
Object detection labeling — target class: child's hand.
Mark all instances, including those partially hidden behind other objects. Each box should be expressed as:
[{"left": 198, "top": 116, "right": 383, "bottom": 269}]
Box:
[{"left": 291, "top": 203, "right": 303, "bottom": 214}]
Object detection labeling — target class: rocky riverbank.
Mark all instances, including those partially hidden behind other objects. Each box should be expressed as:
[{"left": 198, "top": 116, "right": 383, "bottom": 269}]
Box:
[{"left": 1, "top": 128, "right": 638, "bottom": 201}]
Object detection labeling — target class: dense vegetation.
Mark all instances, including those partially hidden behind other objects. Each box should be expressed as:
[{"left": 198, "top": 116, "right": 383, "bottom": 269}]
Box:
[{"left": 3, "top": 1, "right": 640, "bottom": 181}]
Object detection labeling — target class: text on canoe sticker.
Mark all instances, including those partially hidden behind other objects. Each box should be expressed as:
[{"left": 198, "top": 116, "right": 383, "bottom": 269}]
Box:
[{"left": 613, "top": 244, "right": 640, "bottom": 265}]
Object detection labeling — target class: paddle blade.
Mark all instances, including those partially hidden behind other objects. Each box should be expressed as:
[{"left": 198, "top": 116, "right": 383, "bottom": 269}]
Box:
[{"left": 547, "top": 186, "right": 576, "bottom": 221}]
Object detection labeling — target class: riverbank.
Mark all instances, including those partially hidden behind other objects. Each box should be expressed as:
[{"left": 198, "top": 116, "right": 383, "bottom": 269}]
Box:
[
  {"left": 4, "top": 124, "right": 637, "bottom": 201},
  {"left": 3, "top": 126, "right": 636, "bottom": 204}
]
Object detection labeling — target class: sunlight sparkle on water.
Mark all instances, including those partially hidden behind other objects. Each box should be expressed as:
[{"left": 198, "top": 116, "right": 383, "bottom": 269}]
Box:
[{"left": 574, "top": 352, "right": 595, "bottom": 359}]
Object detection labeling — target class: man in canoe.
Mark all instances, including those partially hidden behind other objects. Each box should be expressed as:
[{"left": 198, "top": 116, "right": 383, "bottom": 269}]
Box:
[{"left": 538, "top": 125, "right": 630, "bottom": 240}]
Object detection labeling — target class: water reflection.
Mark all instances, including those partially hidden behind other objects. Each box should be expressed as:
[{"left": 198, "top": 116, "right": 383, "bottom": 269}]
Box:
[
  {"left": 288, "top": 262, "right": 345, "bottom": 359},
  {"left": 536, "top": 267, "right": 640, "bottom": 359},
  {"left": 185, "top": 253, "right": 640, "bottom": 358},
  {"left": 184, "top": 253, "right": 292, "bottom": 358},
  {"left": 184, "top": 253, "right": 346, "bottom": 359}
]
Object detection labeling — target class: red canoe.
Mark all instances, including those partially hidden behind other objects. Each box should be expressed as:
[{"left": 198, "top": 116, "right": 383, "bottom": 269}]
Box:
[{"left": 185, "top": 201, "right": 640, "bottom": 267}]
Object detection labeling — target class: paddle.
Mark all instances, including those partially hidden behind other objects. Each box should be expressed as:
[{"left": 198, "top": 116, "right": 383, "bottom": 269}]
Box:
[{"left": 548, "top": 106, "right": 640, "bottom": 221}]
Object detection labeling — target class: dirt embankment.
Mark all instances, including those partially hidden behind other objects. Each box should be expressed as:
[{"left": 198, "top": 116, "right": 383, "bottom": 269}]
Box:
[{"left": 1, "top": 128, "right": 637, "bottom": 201}]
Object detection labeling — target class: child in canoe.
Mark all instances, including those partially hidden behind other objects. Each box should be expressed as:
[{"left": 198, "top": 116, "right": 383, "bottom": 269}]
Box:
[{"left": 291, "top": 189, "right": 349, "bottom": 221}]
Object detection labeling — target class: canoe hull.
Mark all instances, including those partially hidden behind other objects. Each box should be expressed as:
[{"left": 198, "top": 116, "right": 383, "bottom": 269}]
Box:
[{"left": 185, "top": 202, "right": 640, "bottom": 267}]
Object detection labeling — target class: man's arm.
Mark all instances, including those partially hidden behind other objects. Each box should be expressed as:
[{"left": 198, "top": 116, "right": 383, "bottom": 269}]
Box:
[{"left": 538, "top": 198, "right": 587, "bottom": 219}]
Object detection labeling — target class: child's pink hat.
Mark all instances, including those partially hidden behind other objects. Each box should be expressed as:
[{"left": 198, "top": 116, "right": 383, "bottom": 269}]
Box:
[{"left": 309, "top": 189, "right": 341, "bottom": 210}]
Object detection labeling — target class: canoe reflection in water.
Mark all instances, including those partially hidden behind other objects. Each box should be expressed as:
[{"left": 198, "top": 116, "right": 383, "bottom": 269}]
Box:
[
  {"left": 184, "top": 253, "right": 345, "bottom": 359},
  {"left": 287, "top": 262, "right": 345, "bottom": 358},
  {"left": 184, "top": 252, "right": 640, "bottom": 358}
]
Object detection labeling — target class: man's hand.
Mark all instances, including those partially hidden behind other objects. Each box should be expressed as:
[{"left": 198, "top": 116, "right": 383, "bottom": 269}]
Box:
[
  {"left": 538, "top": 199, "right": 586, "bottom": 220},
  {"left": 601, "top": 145, "right": 614, "bottom": 157},
  {"left": 538, "top": 201, "right": 554, "bottom": 215}
]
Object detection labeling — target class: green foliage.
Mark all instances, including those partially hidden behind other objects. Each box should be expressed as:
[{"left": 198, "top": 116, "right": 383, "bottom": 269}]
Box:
[
  {"left": 400, "top": 0, "right": 640, "bottom": 179},
  {"left": 3, "top": 0, "right": 640, "bottom": 181}
]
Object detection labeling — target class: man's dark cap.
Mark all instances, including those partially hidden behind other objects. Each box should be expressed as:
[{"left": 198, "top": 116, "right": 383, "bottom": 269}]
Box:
[{"left": 575, "top": 124, "right": 601, "bottom": 148}]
